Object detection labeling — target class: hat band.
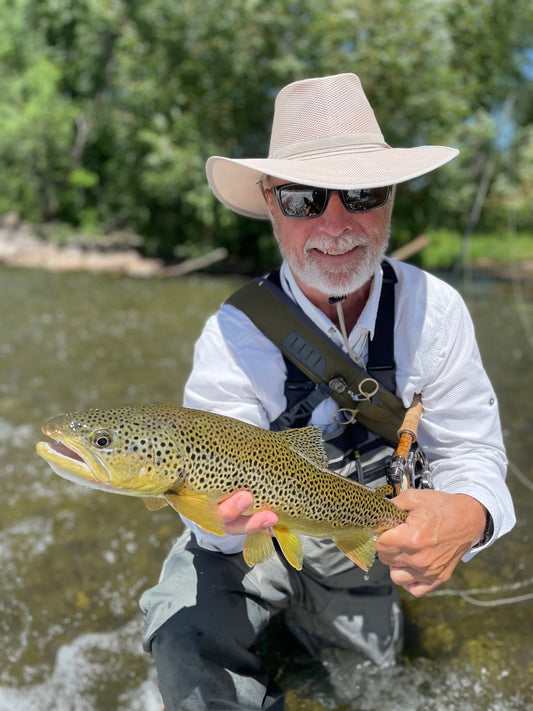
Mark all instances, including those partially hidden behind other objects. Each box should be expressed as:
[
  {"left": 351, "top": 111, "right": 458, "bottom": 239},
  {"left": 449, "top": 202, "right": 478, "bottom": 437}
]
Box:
[{"left": 269, "top": 133, "right": 388, "bottom": 160}]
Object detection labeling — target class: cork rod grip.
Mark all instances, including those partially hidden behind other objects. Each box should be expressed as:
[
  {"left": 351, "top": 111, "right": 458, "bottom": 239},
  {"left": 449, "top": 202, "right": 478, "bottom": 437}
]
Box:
[{"left": 395, "top": 394, "right": 423, "bottom": 460}]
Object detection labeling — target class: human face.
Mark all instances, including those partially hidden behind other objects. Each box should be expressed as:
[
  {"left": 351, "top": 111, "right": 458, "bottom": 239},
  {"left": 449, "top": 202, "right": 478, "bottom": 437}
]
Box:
[{"left": 264, "top": 180, "right": 393, "bottom": 298}]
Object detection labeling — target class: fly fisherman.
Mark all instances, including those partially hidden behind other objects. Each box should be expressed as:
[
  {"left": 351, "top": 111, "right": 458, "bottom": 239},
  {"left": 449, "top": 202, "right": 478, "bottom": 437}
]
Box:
[{"left": 140, "top": 73, "right": 515, "bottom": 710}]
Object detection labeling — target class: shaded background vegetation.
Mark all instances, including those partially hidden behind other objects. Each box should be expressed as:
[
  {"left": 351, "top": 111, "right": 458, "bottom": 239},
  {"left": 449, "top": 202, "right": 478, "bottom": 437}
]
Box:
[{"left": 1, "top": 0, "right": 532, "bottom": 271}]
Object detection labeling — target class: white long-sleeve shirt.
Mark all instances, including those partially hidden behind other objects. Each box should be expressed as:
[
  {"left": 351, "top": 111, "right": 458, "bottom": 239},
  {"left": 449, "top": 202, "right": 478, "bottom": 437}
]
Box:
[{"left": 183, "top": 258, "right": 516, "bottom": 559}]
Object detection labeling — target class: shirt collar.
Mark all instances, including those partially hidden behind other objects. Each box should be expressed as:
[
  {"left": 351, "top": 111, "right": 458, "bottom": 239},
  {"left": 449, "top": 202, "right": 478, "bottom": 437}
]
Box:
[{"left": 279, "top": 260, "right": 384, "bottom": 340}]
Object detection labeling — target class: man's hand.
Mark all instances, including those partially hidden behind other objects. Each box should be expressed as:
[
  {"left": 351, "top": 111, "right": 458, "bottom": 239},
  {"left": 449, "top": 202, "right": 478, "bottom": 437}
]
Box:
[
  {"left": 376, "top": 490, "right": 487, "bottom": 598},
  {"left": 218, "top": 490, "right": 278, "bottom": 535}
]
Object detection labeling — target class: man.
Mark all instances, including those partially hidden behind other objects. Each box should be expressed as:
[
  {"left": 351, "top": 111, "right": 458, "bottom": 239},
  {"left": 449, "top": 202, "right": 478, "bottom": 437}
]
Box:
[{"left": 141, "top": 73, "right": 515, "bottom": 710}]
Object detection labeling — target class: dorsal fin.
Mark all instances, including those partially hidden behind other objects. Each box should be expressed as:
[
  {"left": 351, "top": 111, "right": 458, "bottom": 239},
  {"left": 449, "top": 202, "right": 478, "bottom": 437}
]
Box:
[
  {"left": 374, "top": 484, "right": 394, "bottom": 498},
  {"left": 277, "top": 425, "right": 329, "bottom": 470}
]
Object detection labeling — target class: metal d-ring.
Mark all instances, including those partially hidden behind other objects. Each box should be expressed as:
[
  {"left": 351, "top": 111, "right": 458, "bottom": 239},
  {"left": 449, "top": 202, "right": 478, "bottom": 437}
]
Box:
[
  {"left": 333, "top": 408, "right": 359, "bottom": 425},
  {"left": 352, "top": 377, "right": 379, "bottom": 401}
]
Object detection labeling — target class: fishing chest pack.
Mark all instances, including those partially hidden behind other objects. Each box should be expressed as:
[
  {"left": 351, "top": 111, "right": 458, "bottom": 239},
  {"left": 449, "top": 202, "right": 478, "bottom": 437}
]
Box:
[{"left": 226, "top": 261, "right": 409, "bottom": 489}]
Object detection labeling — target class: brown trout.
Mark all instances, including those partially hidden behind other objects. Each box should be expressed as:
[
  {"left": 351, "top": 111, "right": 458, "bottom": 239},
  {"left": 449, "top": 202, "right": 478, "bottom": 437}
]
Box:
[{"left": 36, "top": 405, "right": 408, "bottom": 571}]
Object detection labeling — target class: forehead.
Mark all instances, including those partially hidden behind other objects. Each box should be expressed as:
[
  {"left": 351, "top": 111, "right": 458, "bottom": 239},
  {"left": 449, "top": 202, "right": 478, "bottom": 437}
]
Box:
[{"left": 265, "top": 177, "right": 317, "bottom": 190}]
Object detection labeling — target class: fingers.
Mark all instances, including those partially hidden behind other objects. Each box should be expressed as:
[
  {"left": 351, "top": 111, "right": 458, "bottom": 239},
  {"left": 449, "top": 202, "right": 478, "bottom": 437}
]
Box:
[
  {"left": 218, "top": 490, "right": 278, "bottom": 536},
  {"left": 396, "top": 579, "right": 438, "bottom": 598},
  {"left": 388, "top": 562, "right": 452, "bottom": 597},
  {"left": 376, "top": 491, "right": 484, "bottom": 598},
  {"left": 225, "top": 510, "right": 278, "bottom": 536},
  {"left": 218, "top": 490, "right": 254, "bottom": 522}
]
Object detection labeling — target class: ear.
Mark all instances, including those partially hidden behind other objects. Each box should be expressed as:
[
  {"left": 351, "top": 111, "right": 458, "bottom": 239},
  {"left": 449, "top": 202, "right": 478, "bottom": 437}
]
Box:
[{"left": 262, "top": 184, "right": 276, "bottom": 212}]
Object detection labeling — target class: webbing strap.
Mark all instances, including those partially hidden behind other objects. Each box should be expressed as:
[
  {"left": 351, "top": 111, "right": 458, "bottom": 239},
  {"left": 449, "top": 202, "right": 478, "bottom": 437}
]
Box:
[
  {"left": 367, "top": 261, "right": 397, "bottom": 392},
  {"left": 226, "top": 268, "right": 406, "bottom": 445}
]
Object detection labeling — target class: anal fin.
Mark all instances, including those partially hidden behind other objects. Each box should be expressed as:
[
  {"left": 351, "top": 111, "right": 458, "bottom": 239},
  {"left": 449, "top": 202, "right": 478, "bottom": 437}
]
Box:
[
  {"left": 334, "top": 530, "right": 377, "bottom": 572},
  {"left": 243, "top": 529, "right": 275, "bottom": 567},
  {"left": 165, "top": 492, "right": 225, "bottom": 536},
  {"left": 273, "top": 525, "right": 303, "bottom": 570}
]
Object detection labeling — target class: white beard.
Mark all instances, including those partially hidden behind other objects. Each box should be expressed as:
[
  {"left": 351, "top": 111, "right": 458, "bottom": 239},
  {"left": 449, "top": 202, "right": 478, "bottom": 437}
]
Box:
[{"left": 276, "top": 227, "right": 390, "bottom": 298}]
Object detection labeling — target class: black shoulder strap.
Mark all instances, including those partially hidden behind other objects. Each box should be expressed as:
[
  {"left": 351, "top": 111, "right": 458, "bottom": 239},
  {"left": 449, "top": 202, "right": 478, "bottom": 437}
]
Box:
[
  {"left": 225, "top": 264, "right": 406, "bottom": 445},
  {"left": 367, "top": 260, "right": 397, "bottom": 393}
]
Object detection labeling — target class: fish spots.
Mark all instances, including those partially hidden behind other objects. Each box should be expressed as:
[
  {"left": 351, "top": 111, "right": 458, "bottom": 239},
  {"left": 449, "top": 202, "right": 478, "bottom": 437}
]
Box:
[{"left": 43, "top": 405, "right": 407, "bottom": 534}]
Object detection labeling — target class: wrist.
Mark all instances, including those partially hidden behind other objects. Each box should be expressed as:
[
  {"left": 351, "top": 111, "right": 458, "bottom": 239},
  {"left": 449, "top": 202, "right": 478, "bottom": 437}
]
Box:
[
  {"left": 472, "top": 508, "right": 494, "bottom": 548},
  {"left": 467, "top": 497, "right": 493, "bottom": 547},
  {"left": 456, "top": 494, "right": 489, "bottom": 547}
]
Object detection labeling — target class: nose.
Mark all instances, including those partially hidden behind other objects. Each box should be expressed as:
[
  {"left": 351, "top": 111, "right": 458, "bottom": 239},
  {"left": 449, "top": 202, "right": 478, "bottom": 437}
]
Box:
[{"left": 319, "top": 191, "right": 353, "bottom": 235}]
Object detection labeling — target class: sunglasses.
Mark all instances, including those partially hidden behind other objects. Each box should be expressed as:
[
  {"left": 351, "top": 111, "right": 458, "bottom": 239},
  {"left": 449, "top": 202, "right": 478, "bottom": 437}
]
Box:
[{"left": 266, "top": 183, "right": 391, "bottom": 219}]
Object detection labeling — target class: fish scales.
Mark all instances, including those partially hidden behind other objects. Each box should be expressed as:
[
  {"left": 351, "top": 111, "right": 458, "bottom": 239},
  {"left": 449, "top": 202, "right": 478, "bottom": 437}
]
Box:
[
  {"left": 177, "top": 410, "right": 399, "bottom": 531},
  {"left": 36, "top": 405, "right": 408, "bottom": 571}
]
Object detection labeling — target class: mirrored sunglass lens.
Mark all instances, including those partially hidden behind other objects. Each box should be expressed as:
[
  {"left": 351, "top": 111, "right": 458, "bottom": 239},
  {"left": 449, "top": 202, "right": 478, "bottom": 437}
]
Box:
[
  {"left": 279, "top": 186, "right": 327, "bottom": 216},
  {"left": 344, "top": 187, "right": 389, "bottom": 212}
]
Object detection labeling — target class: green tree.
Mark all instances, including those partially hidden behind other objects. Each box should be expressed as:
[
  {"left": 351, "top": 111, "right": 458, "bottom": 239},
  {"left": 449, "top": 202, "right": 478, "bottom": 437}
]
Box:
[
  {"left": 0, "top": 0, "right": 531, "bottom": 268},
  {"left": 0, "top": 0, "right": 82, "bottom": 220}
]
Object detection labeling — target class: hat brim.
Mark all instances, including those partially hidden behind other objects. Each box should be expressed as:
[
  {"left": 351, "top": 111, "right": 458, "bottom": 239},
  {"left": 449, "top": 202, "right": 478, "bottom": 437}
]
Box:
[{"left": 206, "top": 145, "right": 459, "bottom": 219}]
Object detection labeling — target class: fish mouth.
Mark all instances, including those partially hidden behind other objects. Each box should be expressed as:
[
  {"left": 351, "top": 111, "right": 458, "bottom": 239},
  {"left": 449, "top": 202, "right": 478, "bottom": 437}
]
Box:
[
  {"left": 36, "top": 433, "right": 114, "bottom": 492},
  {"left": 36, "top": 427, "right": 171, "bottom": 499}
]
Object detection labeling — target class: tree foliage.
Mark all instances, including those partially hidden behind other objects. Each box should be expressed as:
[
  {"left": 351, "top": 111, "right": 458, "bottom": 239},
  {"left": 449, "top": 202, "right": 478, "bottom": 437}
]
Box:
[{"left": 0, "top": 0, "right": 531, "bottom": 268}]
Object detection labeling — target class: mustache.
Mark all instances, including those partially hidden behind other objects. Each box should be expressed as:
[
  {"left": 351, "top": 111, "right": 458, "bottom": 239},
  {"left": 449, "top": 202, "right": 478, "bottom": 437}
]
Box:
[{"left": 304, "top": 234, "right": 370, "bottom": 254}]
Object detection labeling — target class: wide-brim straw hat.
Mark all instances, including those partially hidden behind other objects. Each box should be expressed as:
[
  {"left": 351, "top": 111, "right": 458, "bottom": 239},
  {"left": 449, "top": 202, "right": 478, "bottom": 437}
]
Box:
[{"left": 206, "top": 73, "right": 458, "bottom": 220}]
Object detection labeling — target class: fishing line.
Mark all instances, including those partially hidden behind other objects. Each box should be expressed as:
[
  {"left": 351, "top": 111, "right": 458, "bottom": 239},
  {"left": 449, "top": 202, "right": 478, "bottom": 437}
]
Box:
[
  {"left": 508, "top": 459, "right": 533, "bottom": 491},
  {"left": 427, "top": 577, "right": 533, "bottom": 607},
  {"left": 454, "top": 590, "right": 533, "bottom": 607}
]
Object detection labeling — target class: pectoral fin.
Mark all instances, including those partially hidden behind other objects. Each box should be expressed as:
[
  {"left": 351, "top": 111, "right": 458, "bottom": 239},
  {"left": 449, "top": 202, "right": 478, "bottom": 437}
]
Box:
[
  {"left": 333, "top": 530, "right": 377, "bottom": 572},
  {"left": 242, "top": 530, "right": 275, "bottom": 567},
  {"left": 164, "top": 492, "right": 225, "bottom": 536},
  {"left": 142, "top": 496, "right": 168, "bottom": 511},
  {"left": 273, "top": 525, "right": 303, "bottom": 570}
]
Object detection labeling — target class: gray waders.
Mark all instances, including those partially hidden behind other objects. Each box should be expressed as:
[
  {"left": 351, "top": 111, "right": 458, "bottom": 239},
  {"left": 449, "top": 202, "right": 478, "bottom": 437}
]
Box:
[{"left": 141, "top": 530, "right": 403, "bottom": 710}]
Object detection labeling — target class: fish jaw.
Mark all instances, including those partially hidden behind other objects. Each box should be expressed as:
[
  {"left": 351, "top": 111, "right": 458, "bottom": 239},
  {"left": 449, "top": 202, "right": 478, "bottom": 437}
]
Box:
[
  {"left": 35, "top": 439, "right": 118, "bottom": 493},
  {"left": 36, "top": 414, "right": 181, "bottom": 498},
  {"left": 35, "top": 438, "right": 168, "bottom": 501}
]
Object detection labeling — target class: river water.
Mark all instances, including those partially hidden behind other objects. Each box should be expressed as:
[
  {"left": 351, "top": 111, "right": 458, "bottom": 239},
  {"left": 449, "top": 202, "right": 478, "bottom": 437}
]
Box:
[{"left": 0, "top": 265, "right": 531, "bottom": 710}]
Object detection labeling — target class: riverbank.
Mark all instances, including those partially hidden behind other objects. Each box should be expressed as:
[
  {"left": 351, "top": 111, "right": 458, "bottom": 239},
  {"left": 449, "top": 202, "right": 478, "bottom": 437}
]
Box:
[
  {"left": 0, "top": 216, "right": 229, "bottom": 278},
  {"left": 0, "top": 215, "right": 531, "bottom": 280},
  {"left": 0, "top": 216, "right": 164, "bottom": 277}
]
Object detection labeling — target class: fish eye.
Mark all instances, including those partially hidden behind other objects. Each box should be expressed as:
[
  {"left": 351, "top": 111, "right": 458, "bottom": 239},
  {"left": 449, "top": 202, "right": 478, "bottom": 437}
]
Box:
[{"left": 93, "top": 431, "right": 113, "bottom": 448}]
